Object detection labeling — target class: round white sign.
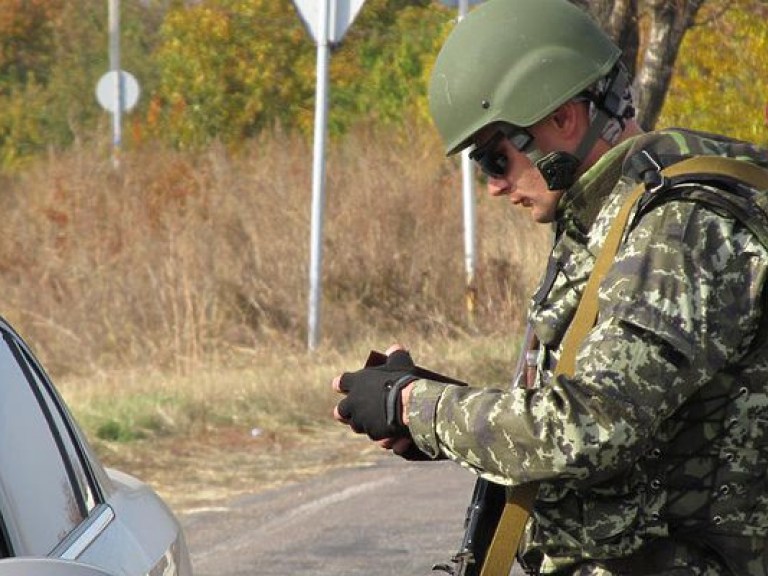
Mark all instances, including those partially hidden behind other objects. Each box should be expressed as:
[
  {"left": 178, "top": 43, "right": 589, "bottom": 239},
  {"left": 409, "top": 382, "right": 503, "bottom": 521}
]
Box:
[{"left": 96, "top": 70, "right": 140, "bottom": 113}]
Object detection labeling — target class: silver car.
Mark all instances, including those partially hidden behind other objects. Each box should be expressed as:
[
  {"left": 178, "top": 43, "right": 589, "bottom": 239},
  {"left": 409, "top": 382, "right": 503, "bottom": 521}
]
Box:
[{"left": 0, "top": 317, "right": 192, "bottom": 576}]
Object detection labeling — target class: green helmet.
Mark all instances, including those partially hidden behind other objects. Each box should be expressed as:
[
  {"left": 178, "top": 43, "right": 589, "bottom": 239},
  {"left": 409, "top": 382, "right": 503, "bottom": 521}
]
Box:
[{"left": 429, "top": 0, "right": 622, "bottom": 156}]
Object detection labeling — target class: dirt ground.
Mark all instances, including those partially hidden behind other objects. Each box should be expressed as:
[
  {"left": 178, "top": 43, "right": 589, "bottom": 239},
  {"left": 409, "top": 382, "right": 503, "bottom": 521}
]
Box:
[{"left": 96, "top": 425, "right": 382, "bottom": 515}]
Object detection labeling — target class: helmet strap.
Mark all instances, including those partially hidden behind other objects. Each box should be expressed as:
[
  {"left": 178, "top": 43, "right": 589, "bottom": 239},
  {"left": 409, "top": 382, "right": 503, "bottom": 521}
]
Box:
[
  {"left": 533, "top": 151, "right": 581, "bottom": 191},
  {"left": 528, "top": 64, "right": 632, "bottom": 191},
  {"left": 532, "top": 107, "right": 611, "bottom": 190}
]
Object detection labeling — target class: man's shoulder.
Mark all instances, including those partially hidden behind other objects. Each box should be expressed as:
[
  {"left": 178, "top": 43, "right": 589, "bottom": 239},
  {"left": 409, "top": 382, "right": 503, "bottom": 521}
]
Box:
[
  {"left": 616, "top": 129, "right": 768, "bottom": 250},
  {"left": 623, "top": 128, "right": 768, "bottom": 173}
]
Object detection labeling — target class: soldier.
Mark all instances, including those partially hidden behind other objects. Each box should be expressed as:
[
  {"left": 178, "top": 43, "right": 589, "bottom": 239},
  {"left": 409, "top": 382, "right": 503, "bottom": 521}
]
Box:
[{"left": 331, "top": 0, "right": 768, "bottom": 573}]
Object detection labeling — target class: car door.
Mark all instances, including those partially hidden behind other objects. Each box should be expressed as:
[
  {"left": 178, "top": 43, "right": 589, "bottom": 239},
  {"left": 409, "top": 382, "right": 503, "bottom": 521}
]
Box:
[
  {"left": 0, "top": 320, "right": 111, "bottom": 559},
  {"left": 0, "top": 319, "right": 192, "bottom": 576}
]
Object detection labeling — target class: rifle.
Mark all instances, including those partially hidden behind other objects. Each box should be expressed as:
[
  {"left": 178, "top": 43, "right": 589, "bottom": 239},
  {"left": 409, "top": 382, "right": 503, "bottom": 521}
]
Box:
[
  {"left": 431, "top": 478, "right": 507, "bottom": 575},
  {"left": 433, "top": 324, "right": 538, "bottom": 576}
]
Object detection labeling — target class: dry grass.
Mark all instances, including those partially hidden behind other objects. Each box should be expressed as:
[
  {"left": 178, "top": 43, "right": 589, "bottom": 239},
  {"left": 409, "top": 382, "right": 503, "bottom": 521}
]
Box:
[
  {"left": 55, "top": 334, "right": 516, "bottom": 511},
  {"left": 58, "top": 334, "right": 535, "bottom": 512},
  {"left": 1, "top": 123, "right": 549, "bottom": 480}
]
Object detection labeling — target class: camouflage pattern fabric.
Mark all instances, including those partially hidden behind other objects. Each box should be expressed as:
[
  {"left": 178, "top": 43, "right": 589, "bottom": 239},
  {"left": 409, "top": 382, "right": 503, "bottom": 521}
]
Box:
[{"left": 407, "top": 129, "right": 768, "bottom": 575}]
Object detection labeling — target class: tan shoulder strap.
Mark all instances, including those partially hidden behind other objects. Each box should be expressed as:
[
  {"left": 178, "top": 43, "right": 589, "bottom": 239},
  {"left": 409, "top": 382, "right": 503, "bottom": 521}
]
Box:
[
  {"left": 558, "top": 156, "right": 768, "bottom": 375},
  {"left": 480, "top": 156, "right": 768, "bottom": 576}
]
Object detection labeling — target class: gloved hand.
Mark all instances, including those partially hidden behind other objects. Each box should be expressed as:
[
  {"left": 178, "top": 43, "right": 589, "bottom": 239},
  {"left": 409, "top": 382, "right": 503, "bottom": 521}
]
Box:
[{"left": 336, "top": 349, "right": 417, "bottom": 441}]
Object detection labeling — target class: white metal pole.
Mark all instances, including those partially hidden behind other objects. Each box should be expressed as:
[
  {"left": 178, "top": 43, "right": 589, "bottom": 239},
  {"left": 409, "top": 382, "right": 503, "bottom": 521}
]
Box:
[
  {"left": 458, "top": 0, "right": 476, "bottom": 315},
  {"left": 461, "top": 149, "right": 476, "bottom": 302},
  {"left": 308, "top": 0, "right": 332, "bottom": 351},
  {"left": 109, "top": 0, "right": 122, "bottom": 168}
]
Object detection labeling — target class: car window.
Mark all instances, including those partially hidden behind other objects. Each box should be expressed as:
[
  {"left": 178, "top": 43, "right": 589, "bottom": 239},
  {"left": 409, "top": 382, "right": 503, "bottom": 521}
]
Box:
[
  {"left": 0, "top": 332, "right": 90, "bottom": 556},
  {"left": 16, "top": 345, "right": 100, "bottom": 513}
]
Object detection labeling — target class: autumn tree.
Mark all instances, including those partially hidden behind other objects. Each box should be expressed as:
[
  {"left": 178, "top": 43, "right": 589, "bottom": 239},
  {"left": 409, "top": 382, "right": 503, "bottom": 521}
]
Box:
[
  {"left": 659, "top": 0, "right": 768, "bottom": 144},
  {"left": 150, "top": 0, "right": 316, "bottom": 147},
  {"left": 0, "top": 0, "right": 63, "bottom": 84},
  {"left": 580, "top": 0, "right": 768, "bottom": 137},
  {"left": 333, "top": 0, "right": 451, "bottom": 129},
  {"left": 148, "top": 0, "right": 448, "bottom": 147},
  {"left": 0, "top": 0, "right": 766, "bottom": 162},
  {"left": 0, "top": 0, "right": 165, "bottom": 167},
  {"left": 571, "top": 0, "right": 706, "bottom": 130},
  {"left": 0, "top": 0, "right": 63, "bottom": 165}
]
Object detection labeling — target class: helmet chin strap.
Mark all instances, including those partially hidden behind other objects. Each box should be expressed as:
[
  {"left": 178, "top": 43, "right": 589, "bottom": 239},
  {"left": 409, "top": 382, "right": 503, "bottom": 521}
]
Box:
[
  {"left": 525, "top": 64, "right": 632, "bottom": 191},
  {"left": 529, "top": 108, "right": 612, "bottom": 190}
]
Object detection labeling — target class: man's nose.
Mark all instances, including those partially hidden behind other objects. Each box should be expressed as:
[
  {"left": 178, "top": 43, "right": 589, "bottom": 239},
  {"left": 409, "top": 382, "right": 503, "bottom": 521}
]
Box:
[{"left": 486, "top": 178, "right": 509, "bottom": 197}]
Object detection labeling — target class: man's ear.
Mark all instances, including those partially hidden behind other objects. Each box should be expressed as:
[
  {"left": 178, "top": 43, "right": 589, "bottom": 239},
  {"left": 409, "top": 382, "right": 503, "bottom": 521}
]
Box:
[{"left": 550, "top": 101, "right": 582, "bottom": 135}]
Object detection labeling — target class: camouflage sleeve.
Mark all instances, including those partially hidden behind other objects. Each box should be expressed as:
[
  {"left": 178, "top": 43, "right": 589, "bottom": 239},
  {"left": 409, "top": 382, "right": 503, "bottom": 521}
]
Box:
[{"left": 407, "top": 201, "right": 768, "bottom": 486}]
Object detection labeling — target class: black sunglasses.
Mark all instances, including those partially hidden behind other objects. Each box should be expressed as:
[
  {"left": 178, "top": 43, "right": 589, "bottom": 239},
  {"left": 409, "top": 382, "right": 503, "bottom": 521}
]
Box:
[{"left": 469, "top": 127, "right": 533, "bottom": 178}]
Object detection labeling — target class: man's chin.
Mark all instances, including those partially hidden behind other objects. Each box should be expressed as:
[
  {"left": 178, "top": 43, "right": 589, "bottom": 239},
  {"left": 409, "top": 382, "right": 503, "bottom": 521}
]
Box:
[{"left": 532, "top": 211, "right": 555, "bottom": 224}]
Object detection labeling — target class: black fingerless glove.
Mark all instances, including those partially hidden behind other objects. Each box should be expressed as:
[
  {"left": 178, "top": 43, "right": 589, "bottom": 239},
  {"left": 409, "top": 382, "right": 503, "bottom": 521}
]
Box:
[
  {"left": 336, "top": 350, "right": 418, "bottom": 440},
  {"left": 336, "top": 350, "right": 467, "bottom": 442}
]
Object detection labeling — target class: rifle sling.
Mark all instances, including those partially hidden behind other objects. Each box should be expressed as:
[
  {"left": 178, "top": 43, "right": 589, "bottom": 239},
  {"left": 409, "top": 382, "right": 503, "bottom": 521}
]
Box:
[{"left": 479, "top": 156, "right": 768, "bottom": 576}]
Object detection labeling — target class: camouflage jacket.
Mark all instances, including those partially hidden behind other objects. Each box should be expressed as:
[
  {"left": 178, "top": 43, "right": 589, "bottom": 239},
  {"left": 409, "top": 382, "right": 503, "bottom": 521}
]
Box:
[{"left": 408, "top": 129, "right": 768, "bottom": 575}]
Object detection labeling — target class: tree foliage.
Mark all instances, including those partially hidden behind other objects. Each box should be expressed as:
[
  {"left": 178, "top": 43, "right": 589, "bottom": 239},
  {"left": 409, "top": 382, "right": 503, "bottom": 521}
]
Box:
[
  {"left": 573, "top": 0, "right": 707, "bottom": 130},
  {"left": 0, "top": 0, "right": 165, "bottom": 167},
  {"left": 0, "top": 0, "right": 63, "bottom": 166},
  {"left": 332, "top": 2, "right": 451, "bottom": 130},
  {"left": 658, "top": 0, "right": 768, "bottom": 144},
  {"left": 0, "top": 0, "right": 62, "bottom": 85},
  {"left": 150, "top": 0, "right": 316, "bottom": 147},
  {"left": 149, "top": 0, "right": 450, "bottom": 146},
  {"left": 0, "top": 0, "right": 766, "bottom": 165}
]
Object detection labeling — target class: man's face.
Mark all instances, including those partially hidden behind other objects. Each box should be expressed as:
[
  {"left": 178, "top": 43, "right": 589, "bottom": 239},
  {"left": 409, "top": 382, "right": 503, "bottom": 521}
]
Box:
[{"left": 471, "top": 125, "right": 565, "bottom": 224}]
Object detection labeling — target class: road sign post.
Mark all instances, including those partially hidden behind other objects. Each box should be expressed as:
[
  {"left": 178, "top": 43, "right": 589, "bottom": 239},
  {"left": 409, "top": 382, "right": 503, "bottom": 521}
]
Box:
[
  {"left": 439, "top": 0, "right": 484, "bottom": 319},
  {"left": 307, "top": 0, "right": 331, "bottom": 354},
  {"left": 293, "top": 0, "right": 365, "bottom": 351},
  {"left": 96, "top": 0, "right": 140, "bottom": 169},
  {"left": 110, "top": 0, "right": 121, "bottom": 168}
]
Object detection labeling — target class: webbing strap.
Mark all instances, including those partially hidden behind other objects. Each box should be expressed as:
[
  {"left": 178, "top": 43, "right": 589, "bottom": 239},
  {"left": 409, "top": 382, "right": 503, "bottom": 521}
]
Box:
[
  {"left": 559, "top": 156, "right": 768, "bottom": 375},
  {"left": 479, "top": 482, "right": 538, "bottom": 576},
  {"left": 480, "top": 156, "right": 768, "bottom": 576}
]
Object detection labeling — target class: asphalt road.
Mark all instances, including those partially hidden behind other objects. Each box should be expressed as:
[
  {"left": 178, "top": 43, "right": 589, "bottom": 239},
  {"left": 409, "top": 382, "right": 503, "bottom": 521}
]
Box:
[{"left": 181, "top": 457, "right": 479, "bottom": 576}]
